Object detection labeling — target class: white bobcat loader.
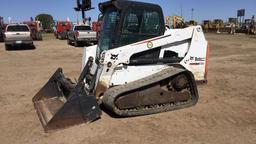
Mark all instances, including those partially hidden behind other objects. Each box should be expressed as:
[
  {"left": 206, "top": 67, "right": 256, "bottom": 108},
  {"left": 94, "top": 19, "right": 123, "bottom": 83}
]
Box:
[{"left": 32, "top": 0, "right": 209, "bottom": 132}]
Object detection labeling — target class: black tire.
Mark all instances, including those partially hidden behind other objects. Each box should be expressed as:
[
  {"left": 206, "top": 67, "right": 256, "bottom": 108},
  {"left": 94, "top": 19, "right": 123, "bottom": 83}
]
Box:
[
  {"left": 35, "top": 33, "right": 38, "bottom": 40},
  {"left": 67, "top": 39, "right": 71, "bottom": 45},
  {"left": 93, "top": 41, "right": 98, "bottom": 45},
  {"left": 0, "top": 36, "right": 4, "bottom": 42},
  {"left": 5, "top": 44, "right": 10, "bottom": 50},
  {"left": 58, "top": 34, "right": 62, "bottom": 39},
  {"left": 30, "top": 44, "right": 36, "bottom": 49},
  {"left": 74, "top": 40, "right": 79, "bottom": 47},
  {"left": 37, "top": 33, "right": 43, "bottom": 41},
  {"left": 61, "top": 35, "right": 66, "bottom": 40}
]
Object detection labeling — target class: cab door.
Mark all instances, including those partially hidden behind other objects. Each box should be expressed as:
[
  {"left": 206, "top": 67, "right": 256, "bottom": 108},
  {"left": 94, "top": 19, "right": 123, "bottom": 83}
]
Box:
[{"left": 118, "top": 8, "right": 163, "bottom": 47}]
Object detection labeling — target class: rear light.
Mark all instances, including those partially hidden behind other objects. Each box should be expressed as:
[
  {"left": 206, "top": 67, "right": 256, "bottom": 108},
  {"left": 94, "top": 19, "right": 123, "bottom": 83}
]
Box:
[
  {"left": 75, "top": 31, "right": 79, "bottom": 37},
  {"left": 204, "top": 43, "right": 210, "bottom": 80}
]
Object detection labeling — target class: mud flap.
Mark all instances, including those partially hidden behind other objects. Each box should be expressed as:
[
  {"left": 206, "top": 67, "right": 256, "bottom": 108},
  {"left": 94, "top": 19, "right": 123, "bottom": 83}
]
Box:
[{"left": 32, "top": 58, "right": 101, "bottom": 132}]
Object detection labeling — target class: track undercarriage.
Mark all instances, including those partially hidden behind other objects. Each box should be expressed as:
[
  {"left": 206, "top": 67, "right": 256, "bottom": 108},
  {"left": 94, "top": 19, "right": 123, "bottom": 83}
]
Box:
[{"left": 103, "top": 68, "right": 198, "bottom": 116}]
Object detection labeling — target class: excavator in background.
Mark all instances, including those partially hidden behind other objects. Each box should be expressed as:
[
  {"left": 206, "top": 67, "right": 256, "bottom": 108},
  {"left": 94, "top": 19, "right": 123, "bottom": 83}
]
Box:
[
  {"left": 202, "top": 20, "right": 213, "bottom": 32},
  {"left": 54, "top": 21, "right": 72, "bottom": 39},
  {"left": 225, "top": 18, "right": 238, "bottom": 34},
  {"left": 166, "top": 16, "right": 198, "bottom": 29},
  {"left": 237, "top": 16, "right": 256, "bottom": 35},
  {"left": 249, "top": 17, "right": 256, "bottom": 35},
  {"left": 203, "top": 19, "right": 236, "bottom": 34},
  {"left": 187, "top": 20, "right": 198, "bottom": 27},
  {"left": 173, "top": 15, "right": 186, "bottom": 28},
  {"left": 23, "top": 21, "right": 43, "bottom": 41},
  {"left": 227, "top": 18, "right": 238, "bottom": 27},
  {"left": 166, "top": 15, "right": 186, "bottom": 29},
  {"left": 32, "top": 0, "right": 209, "bottom": 132},
  {"left": 212, "top": 19, "right": 224, "bottom": 33}
]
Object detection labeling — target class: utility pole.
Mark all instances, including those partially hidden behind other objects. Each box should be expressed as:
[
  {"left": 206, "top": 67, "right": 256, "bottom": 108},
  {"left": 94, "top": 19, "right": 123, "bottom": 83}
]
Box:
[
  {"left": 180, "top": 3, "right": 183, "bottom": 17},
  {"left": 191, "top": 8, "right": 194, "bottom": 20},
  {"left": 76, "top": 11, "right": 79, "bottom": 24}
]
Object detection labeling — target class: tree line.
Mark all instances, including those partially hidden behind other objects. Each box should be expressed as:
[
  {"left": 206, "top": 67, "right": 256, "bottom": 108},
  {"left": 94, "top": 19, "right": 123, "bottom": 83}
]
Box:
[{"left": 35, "top": 14, "right": 54, "bottom": 30}]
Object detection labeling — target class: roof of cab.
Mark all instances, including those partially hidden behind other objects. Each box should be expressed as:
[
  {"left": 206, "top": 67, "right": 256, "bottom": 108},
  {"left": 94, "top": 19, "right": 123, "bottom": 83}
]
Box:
[{"left": 99, "top": 0, "right": 162, "bottom": 13}]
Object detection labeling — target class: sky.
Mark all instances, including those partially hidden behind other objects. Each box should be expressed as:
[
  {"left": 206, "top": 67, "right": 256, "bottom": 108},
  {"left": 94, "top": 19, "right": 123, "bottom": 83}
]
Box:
[{"left": 0, "top": 0, "right": 255, "bottom": 23}]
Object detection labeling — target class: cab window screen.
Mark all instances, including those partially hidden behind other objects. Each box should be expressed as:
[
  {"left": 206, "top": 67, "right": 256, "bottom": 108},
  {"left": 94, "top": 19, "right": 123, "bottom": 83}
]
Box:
[
  {"left": 122, "top": 9, "right": 160, "bottom": 35},
  {"left": 141, "top": 11, "right": 160, "bottom": 34},
  {"left": 122, "top": 9, "right": 142, "bottom": 34},
  {"left": 120, "top": 9, "right": 161, "bottom": 47},
  {"left": 98, "top": 7, "right": 118, "bottom": 51}
]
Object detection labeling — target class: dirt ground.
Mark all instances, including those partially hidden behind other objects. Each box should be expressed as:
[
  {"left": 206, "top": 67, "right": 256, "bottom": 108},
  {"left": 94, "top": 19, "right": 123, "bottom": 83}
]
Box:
[{"left": 0, "top": 33, "right": 255, "bottom": 144}]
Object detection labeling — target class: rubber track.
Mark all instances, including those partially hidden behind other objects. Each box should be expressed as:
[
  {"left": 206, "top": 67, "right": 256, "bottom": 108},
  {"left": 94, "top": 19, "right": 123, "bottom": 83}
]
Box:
[{"left": 102, "top": 68, "right": 199, "bottom": 117}]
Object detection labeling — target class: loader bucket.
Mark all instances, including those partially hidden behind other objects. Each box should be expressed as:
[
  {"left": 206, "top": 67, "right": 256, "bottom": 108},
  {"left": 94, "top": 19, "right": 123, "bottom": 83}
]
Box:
[{"left": 32, "top": 68, "right": 101, "bottom": 132}]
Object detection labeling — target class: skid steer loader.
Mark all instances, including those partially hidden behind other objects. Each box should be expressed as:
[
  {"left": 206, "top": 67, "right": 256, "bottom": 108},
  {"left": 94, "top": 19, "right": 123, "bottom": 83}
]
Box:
[{"left": 33, "top": 0, "right": 209, "bottom": 132}]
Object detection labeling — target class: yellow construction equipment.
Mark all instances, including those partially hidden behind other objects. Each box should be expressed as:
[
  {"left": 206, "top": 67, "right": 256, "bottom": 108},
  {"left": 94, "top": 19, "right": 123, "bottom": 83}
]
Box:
[
  {"left": 166, "top": 15, "right": 185, "bottom": 29},
  {"left": 187, "top": 20, "right": 198, "bottom": 27},
  {"left": 202, "top": 20, "right": 213, "bottom": 32},
  {"left": 173, "top": 15, "right": 185, "bottom": 28}
]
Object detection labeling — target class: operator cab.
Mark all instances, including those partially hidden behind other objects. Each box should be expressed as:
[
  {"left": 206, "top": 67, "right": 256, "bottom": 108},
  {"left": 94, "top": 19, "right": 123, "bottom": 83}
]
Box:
[{"left": 98, "top": 0, "right": 165, "bottom": 52}]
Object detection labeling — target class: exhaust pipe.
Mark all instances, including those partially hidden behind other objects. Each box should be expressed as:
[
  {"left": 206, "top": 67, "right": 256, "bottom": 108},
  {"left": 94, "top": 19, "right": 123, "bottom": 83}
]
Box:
[{"left": 32, "top": 57, "right": 101, "bottom": 132}]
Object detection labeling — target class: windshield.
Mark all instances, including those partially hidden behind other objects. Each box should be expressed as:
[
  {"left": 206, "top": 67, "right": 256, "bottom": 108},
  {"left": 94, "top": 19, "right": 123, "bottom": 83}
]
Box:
[
  {"left": 245, "top": 20, "right": 251, "bottom": 24},
  {"left": 60, "top": 22, "right": 68, "bottom": 26},
  {"left": 74, "top": 26, "right": 91, "bottom": 31},
  {"left": 98, "top": 7, "right": 118, "bottom": 52},
  {"left": 7, "top": 25, "right": 29, "bottom": 32}
]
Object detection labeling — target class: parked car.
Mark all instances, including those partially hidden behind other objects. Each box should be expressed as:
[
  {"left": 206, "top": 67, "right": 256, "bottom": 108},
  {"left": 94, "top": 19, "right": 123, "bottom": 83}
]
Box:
[
  {"left": 67, "top": 24, "right": 97, "bottom": 47},
  {"left": 4, "top": 24, "right": 33, "bottom": 50}
]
